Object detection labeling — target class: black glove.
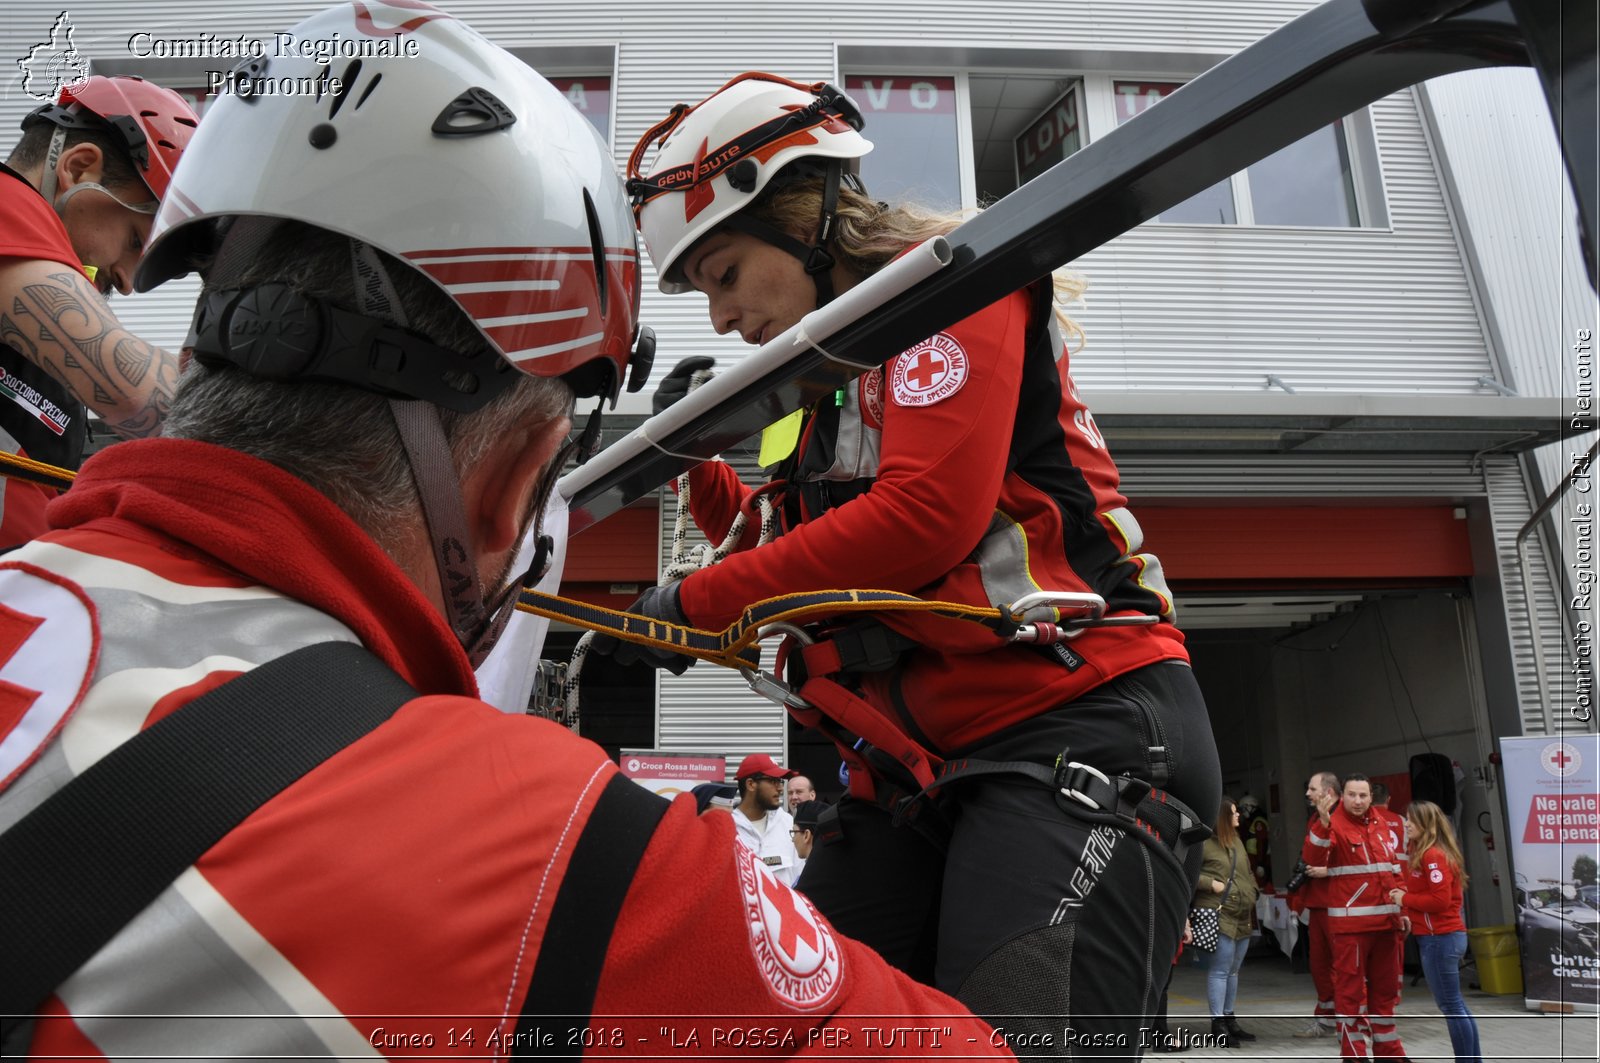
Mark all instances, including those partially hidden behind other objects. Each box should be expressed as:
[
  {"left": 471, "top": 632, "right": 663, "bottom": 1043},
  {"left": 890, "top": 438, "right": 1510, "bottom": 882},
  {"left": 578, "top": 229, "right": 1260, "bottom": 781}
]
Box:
[
  {"left": 589, "top": 582, "right": 695, "bottom": 675},
  {"left": 652, "top": 356, "right": 716, "bottom": 415}
]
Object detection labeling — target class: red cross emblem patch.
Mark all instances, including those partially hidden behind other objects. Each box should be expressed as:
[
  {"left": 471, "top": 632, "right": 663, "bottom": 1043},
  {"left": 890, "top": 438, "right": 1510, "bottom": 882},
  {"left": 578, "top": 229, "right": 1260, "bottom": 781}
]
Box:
[
  {"left": 890, "top": 333, "right": 969, "bottom": 407},
  {"left": 0, "top": 563, "right": 99, "bottom": 792},
  {"left": 1541, "top": 741, "right": 1580, "bottom": 778},
  {"left": 735, "top": 843, "right": 842, "bottom": 1010}
]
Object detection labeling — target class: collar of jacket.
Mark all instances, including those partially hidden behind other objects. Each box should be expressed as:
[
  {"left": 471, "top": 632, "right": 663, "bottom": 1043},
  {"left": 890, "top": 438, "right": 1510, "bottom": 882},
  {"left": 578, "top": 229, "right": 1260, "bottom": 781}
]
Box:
[{"left": 48, "top": 437, "right": 478, "bottom": 696}]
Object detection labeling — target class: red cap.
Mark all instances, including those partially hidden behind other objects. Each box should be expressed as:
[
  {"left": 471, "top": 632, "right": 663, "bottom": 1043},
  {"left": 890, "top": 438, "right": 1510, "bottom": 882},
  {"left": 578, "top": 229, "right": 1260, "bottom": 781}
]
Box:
[{"left": 735, "top": 753, "right": 796, "bottom": 781}]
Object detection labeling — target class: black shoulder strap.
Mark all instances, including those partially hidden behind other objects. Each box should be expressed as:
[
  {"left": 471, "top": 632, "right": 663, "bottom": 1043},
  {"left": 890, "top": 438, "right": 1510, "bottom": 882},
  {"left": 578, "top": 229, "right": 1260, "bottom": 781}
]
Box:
[
  {"left": 513, "top": 772, "right": 669, "bottom": 1059},
  {"left": 0, "top": 640, "right": 416, "bottom": 1021}
]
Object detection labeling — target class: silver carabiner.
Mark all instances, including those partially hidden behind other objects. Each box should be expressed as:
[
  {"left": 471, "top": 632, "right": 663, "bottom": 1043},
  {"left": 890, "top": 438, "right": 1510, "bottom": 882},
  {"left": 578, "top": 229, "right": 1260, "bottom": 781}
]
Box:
[
  {"left": 738, "top": 621, "right": 814, "bottom": 710},
  {"left": 1004, "top": 590, "right": 1159, "bottom": 643}
]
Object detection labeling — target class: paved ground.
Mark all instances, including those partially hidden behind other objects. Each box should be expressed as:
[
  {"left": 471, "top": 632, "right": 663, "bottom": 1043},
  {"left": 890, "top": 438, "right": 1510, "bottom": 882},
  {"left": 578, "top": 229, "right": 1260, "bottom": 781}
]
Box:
[{"left": 1156, "top": 949, "right": 1597, "bottom": 1061}]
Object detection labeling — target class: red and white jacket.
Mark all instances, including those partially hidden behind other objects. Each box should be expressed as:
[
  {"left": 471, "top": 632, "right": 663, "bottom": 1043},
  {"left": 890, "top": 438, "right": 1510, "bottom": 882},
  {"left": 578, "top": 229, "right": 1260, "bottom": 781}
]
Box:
[
  {"left": 1301, "top": 803, "right": 1402, "bottom": 934},
  {"left": 1399, "top": 846, "right": 1467, "bottom": 936},
  {"left": 0, "top": 439, "right": 1010, "bottom": 1060},
  {"left": 679, "top": 282, "right": 1188, "bottom": 752},
  {"left": 1373, "top": 805, "right": 1408, "bottom": 874}
]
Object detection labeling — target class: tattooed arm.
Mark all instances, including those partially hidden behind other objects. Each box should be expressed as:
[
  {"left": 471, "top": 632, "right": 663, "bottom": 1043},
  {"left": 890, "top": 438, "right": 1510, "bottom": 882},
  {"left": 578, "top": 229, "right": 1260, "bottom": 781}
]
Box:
[{"left": 0, "top": 259, "right": 179, "bottom": 438}]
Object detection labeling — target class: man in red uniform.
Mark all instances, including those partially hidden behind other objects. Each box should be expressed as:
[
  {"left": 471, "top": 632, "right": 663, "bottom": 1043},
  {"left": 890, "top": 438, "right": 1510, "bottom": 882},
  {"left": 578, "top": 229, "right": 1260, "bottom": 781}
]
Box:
[
  {"left": 0, "top": 76, "right": 196, "bottom": 548},
  {"left": 1293, "top": 770, "right": 1342, "bottom": 1039},
  {"left": 0, "top": 7, "right": 1012, "bottom": 1056},
  {"left": 1302, "top": 774, "right": 1409, "bottom": 1060}
]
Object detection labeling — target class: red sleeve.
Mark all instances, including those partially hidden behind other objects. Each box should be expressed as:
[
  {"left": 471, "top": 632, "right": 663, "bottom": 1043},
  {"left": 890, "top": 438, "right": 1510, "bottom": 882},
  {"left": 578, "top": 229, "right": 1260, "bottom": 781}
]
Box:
[
  {"left": 1302, "top": 818, "right": 1334, "bottom": 868},
  {"left": 594, "top": 796, "right": 1011, "bottom": 1057},
  {"left": 678, "top": 292, "right": 1028, "bottom": 629},
  {"left": 1402, "top": 848, "right": 1458, "bottom": 914},
  {"left": 0, "top": 173, "right": 84, "bottom": 272}
]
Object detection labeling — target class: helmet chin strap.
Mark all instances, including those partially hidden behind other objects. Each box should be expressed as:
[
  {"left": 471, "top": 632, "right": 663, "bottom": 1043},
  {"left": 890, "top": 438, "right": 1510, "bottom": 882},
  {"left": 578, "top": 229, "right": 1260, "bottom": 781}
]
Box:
[
  {"left": 351, "top": 240, "right": 505, "bottom": 667},
  {"left": 720, "top": 158, "right": 850, "bottom": 310}
]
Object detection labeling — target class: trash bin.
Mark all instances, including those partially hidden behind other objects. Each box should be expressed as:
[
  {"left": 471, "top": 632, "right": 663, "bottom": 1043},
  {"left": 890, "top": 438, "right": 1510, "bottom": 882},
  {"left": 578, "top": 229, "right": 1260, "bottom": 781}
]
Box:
[{"left": 1466, "top": 925, "right": 1523, "bottom": 995}]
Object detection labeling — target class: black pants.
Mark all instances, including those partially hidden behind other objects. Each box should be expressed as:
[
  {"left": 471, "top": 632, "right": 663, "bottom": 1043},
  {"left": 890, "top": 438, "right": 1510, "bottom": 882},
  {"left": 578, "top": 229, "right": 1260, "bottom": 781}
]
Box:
[{"left": 798, "top": 661, "right": 1221, "bottom": 1060}]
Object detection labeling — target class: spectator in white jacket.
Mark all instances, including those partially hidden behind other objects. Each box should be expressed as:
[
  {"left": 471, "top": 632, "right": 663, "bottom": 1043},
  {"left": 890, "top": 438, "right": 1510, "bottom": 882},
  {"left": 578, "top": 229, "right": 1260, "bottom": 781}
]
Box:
[{"left": 733, "top": 753, "right": 800, "bottom": 885}]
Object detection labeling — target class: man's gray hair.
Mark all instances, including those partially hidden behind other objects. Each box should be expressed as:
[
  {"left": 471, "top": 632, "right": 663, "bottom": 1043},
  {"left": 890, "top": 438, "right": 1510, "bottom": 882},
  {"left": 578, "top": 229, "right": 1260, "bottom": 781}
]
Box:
[{"left": 163, "top": 222, "right": 572, "bottom": 555}]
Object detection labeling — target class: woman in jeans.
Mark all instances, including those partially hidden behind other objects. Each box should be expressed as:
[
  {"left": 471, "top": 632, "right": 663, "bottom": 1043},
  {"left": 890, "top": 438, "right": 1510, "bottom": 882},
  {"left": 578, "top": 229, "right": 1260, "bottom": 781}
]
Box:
[
  {"left": 1390, "top": 800, "right": 1483, "bottom": 1063},
  {"left": 1195, "top": 796, "right": 1260, "bottom": 1047}
]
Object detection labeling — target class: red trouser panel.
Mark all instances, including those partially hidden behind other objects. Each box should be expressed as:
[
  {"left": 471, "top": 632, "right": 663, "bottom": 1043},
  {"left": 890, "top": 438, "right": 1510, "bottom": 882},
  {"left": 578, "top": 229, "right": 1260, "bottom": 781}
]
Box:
[
  {"left": 1308, "top": 908, "right": 1337, "bottom": 1025},
  {"left": 1332, "top": 929, "right": 1407, "bottom": 1060}
]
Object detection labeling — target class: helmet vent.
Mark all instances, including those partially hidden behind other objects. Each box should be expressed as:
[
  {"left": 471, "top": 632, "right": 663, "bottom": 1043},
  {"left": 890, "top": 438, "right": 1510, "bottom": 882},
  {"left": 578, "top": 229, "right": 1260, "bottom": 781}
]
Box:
[
  {"left": 328, "top": 60, "right": 362, "bottom": 118},
  {"left": 431, "top": 87, "right": 517, "bottom": 136},
  {"left": 355, "top": 73, "right": 383, "bottom": 110},
  {"left": 583, "top": 188, "right": 608, "bottom": 317}
]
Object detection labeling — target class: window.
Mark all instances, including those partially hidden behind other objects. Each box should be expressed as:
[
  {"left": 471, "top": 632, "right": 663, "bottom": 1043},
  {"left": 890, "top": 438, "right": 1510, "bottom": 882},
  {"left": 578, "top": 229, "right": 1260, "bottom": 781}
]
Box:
[
  {"left": 843, "top": 75, "right": 961, "bottom": 210},
  {"left": 1113, "top": 80, "right": 1358, "bottom": 227},
  {"left": 1112, "top": 81, "right": 1236, "bottom": 224},
  {"left": 1245, "top": 117, "right": 1359, "bottom": 227},
  {"left": 1013, "top": 83, "right": 1083, "bottom": 188},
  {"left": 842, "top": 56, "right": 1383, "bottom": 229}
]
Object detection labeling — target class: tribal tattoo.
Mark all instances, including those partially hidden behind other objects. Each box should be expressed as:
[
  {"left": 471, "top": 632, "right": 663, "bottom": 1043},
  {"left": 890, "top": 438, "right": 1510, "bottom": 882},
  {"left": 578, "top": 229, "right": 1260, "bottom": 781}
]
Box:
[{"left": 0, "top": 270, "right": 178, "bottom": 438}]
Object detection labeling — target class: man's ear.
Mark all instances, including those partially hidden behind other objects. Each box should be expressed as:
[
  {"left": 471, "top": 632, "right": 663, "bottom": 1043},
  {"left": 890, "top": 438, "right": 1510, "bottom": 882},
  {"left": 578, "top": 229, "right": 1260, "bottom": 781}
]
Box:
[
  {"left": 463, "top": 413, "right": 570, "bottom": 557},
  {"left": 56, "top": 142, "right": 106, "bottom": 189}
]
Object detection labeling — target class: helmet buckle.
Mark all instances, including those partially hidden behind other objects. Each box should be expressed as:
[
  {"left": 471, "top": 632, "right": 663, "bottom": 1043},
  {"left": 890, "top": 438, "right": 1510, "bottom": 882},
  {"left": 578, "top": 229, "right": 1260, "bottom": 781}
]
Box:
[
  {"left": 804, "top": 245, "right": 835, "bottom": 276},
  {"left": 727, "top": 158, "right": 759, "bottom": 193}
]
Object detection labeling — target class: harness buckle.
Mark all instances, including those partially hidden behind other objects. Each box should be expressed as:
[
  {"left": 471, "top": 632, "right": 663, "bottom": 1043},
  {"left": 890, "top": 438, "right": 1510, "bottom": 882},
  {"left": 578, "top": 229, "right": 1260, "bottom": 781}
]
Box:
[
  {"left": 738, "top": 621, "right": 814, "bottom": 710},
  {"left": 1054, "top": 759, "right": 1115, "bottom": 809}
]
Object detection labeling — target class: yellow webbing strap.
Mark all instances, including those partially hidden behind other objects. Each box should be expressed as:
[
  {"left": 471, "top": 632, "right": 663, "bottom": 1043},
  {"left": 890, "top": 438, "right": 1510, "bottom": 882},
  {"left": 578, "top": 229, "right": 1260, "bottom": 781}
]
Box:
[
  {"left": 0, "top": 454, "right": 1017, "bottom": 672},
  {"left": 516, "top": 587, "right": 1018, "bottom": 672},
  {"left": 0, "top": 451, "right": 76, "bottom": 492}
]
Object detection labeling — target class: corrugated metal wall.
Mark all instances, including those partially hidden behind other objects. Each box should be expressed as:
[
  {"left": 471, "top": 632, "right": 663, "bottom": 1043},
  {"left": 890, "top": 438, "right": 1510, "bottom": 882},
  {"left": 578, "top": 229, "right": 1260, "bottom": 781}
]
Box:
[{"left": 1417, "top": 69, "right": 1597, "bottom": 737}]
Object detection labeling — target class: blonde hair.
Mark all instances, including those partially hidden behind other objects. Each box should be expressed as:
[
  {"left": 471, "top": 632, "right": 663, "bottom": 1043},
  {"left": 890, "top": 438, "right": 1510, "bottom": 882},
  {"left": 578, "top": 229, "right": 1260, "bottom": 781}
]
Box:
[
  {"left": 1406, "top": 799, "right": 1469, "bottom": 886},
  {"left": 751, "top": 176, "right": 1086, "bottom": 351}
]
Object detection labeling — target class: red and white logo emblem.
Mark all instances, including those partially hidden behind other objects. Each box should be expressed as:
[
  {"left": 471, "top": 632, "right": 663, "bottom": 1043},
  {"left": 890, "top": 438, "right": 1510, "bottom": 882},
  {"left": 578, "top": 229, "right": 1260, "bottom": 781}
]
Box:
[
  {"left": 1541, "top": 741, "right": 1581, "bottom": 778},
  {"left": 1429, "top": 868, "right": 1444, "bottom": 884},
  {"left": 859, "top": 368, "right": 885, "bottom": 429},
  {"left": 890, "top": 333, "right": 968, "bottom": 407},
  {"left": 734, "top": 845, "right": 841, "bottom": 1010},
  {"left": 0, "top": 563, "right": 98, "bottom": 792}
]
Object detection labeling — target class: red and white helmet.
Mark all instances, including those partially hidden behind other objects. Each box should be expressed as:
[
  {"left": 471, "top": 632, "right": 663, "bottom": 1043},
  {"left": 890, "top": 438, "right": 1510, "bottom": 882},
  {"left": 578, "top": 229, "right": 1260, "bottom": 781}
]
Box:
[
  {"left": 628, "top": 73, "right": 871, "bottom": 295},
  {"left": 24, "top": 75, "right": 199, "bottom": 201},
  {"left": 137, "top": 1, "right": 647, "bottom": 404}
]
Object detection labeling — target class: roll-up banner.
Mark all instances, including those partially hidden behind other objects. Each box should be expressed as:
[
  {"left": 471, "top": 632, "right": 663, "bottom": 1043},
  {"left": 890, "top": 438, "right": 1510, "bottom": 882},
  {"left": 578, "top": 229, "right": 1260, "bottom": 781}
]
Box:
[{"left": 1501, "top": 735, "right": 1600, "bottom": 1013}]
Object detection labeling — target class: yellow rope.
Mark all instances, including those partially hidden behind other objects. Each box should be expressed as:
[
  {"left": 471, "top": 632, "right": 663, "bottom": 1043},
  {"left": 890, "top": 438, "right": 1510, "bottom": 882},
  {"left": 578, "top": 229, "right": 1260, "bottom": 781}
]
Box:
[
  {"left": 516, "top": 587, "right": 1018, "bottom": 672},
  {"left": 0, "top": 450, "right": 76, "bottom": 491}
]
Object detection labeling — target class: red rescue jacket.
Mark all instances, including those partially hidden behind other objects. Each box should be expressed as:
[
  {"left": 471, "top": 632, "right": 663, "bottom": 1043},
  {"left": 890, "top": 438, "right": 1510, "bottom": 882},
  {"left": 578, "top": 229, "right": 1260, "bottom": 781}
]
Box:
[
  {"left": 1400, "top": 846, "right": 1467, "bottom": 935},
  {"left": 679, "top": 279, "right": 1187, "bottom": 753},
  {"left": 1302, "top": 803, "right": 1401, "bottom": 934}
]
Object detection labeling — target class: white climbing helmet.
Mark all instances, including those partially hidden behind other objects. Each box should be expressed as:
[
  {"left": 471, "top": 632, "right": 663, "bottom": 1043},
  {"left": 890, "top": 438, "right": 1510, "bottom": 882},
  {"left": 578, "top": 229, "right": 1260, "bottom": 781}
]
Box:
[
  {"left": 627, "top": 72, "right": 872, "bottom": 294},
  {"left": 136, "top": 0, "right": 648, "bottom": 404}
]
